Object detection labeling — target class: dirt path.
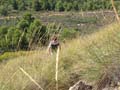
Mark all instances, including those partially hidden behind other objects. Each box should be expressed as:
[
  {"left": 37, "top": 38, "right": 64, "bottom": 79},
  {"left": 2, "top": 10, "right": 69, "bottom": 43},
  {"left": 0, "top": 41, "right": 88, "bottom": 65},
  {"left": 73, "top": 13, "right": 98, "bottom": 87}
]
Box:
[{"left": 0, "top": 16, "right": 20, "bottom": 20}]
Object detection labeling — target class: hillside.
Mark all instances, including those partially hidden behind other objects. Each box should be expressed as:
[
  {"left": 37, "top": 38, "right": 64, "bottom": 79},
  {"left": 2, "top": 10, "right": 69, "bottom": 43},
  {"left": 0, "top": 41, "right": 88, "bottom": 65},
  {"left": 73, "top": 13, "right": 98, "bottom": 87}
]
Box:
[{"left": 0, "top": 23, "right": 120, "bottom": 90}]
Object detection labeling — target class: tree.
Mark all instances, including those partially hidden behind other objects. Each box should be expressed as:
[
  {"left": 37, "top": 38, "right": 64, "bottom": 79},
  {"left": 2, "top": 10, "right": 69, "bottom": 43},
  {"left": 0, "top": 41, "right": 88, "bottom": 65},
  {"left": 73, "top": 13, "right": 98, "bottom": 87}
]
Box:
[
  {"left": 55, "top": 0, "right": 64, "bottom": 11},
  {"left": 32, "top": 0, "right": 41, "bottom": 11},
  {"left": 18, "top": 0, "right": 26, "bottom": 11},
  {"left": 41, "top": 0, "right": 51, "bottom": 10},
  {"left": 0, "top": 5, "right": 8, "bottom": 16},
  {"left": 48, "top": 0, "right": 56, "bottom": 10},
  {"left": 66, "top": 3, "right": 72, "bottom": 11},
  {"left": 73, "top": 1, "right": 79, "bottom": 11},
  {"left": 12, "top": 0, "right": 18, "bottom": 10},
  {"left": 63, "top": 2, "right": 67, "bottom": 11}
]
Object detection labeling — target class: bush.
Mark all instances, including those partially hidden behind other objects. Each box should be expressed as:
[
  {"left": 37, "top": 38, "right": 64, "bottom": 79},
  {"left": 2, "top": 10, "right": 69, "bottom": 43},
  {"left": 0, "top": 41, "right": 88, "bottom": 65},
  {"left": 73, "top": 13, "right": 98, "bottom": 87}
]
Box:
[
  {"left": 17, "top": 20, "right": 29, "bottom": 31},
  {"left": 7, "top": 27, "right": 21, "bottom": 49},
  {"left": 73, "top": 1, "right": 79, "bottom": 11},
  {"left": 55, "top": 1, "right": 65, "bottom": 11},
  {"left": 0, "top": 26, "right": 8, "bottom": 50},
  {"left": 0, "top": 5, "right": 8, "bottom": 16},
  {"left": 32, "top": 0, "right": 41, "bottom": 11},
  {"left": 18, "top": 0, "right": 26, "bottom": 11},
  {"left": 12, "top": 0, "right": 18, "bottom": 10},
  {"left": 66, "top": 3, "right": 73, "bottom": 11}
]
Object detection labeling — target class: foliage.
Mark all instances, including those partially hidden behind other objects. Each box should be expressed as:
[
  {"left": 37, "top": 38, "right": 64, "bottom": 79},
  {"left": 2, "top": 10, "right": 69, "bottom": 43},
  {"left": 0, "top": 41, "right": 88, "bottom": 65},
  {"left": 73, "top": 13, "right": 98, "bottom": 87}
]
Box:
[
  {"left": 65, "top": 2, "right": 73, "bottom": 11},
  {"left": 0, "top": 26, "right": 9, "bottom": 50},
  {"left": 12, "top": 0, "right": 18, "bottom": 10},
  {"left": 18, "top": 0, "right": 26, "bottom": 11},
  {"left": 0, "top": 0, "right": 117, "bottom": 13},
  {"left": 32, "top": 0, "right": 41, "bottom": 11},
  {"left": 0, "top": 5, "right": 8, "bottom": 16},
  {"left": 55, "top": 0, "right": 64, "bottom": 11},
  {"left": 0, "top": 13, "right": 65, "bottom": 51},
  {"left": 7, "top": 27, "right": 21, "bottom": 49},
  {"left": 41, "top": 0, "right": 51, "bottom": 10},
  {"left": 17, "top": 20, "right": 29, "bottom": 31}
]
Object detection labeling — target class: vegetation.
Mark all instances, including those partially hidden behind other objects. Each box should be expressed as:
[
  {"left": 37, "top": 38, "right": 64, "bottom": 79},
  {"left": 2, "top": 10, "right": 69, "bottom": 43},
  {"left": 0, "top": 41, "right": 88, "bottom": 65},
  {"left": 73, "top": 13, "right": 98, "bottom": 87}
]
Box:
[
  {"left": 0, "top": 23, "right": 120, "bottom": 90},
  {"left": 0, "top": 0, "right": 120, "bottom": 90},
  {"left": 0, "top": 51, "right": 29, "bottom": 62},
  {"left": 0, "top": 12, "right": 78, "bottom": 51},
  {"left": 0, "top": 0, "right": 118, "bottom": 16}
]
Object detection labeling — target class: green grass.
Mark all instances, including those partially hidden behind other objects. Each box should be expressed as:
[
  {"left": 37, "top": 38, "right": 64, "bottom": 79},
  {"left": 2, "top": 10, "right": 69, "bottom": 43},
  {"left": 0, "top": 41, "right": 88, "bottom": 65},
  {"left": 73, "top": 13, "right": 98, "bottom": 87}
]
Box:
[
  {"left": 0, "top": 23, "right": 120, "bottom": 90},
  {"left": 0, "top": 51, "right": 34, "bottom": 62}
]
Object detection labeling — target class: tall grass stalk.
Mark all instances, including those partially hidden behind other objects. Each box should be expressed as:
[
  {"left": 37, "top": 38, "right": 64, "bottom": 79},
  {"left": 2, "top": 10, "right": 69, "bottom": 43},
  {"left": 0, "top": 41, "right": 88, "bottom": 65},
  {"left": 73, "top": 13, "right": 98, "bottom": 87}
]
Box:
[
  {"left": 111, "top": 0, "right": 120, "bottom": 22},
  {"left": 55, "top": 47, "right": 60, "bottom": 90},
  {"left": 19, "top": 67, "right": 44, "bottom": 90}
]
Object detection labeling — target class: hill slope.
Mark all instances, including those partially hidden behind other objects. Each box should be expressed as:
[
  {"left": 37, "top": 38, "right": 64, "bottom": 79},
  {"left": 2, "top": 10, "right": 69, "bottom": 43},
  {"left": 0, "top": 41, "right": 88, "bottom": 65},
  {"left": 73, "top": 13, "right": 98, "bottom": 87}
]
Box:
[{"left": 0, "top": 23, "right": 120, "bottom": 90}]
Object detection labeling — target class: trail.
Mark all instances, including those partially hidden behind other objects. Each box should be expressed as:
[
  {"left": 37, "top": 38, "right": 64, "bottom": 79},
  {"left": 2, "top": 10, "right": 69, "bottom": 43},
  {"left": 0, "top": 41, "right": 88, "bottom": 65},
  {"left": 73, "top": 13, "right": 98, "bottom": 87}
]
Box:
[
  {"left": 0, "top": 16, "right": 20, "bottom": 20},
  {"left": 0, "top": 11, "right": 114, "bottom": 20}
]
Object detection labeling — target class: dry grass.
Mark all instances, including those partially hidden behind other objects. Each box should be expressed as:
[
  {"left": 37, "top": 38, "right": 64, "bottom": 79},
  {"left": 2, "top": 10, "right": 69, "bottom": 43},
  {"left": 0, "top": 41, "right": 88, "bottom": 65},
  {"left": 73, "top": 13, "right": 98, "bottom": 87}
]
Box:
[{"left": 0, "top": 23, "right": 120, "bottom": 90}]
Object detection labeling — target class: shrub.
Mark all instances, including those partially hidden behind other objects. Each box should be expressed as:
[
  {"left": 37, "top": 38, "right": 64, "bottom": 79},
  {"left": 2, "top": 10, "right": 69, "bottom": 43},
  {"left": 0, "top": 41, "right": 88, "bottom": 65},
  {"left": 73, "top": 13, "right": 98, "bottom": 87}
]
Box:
[
  {"left": 12, "top": 0, "right": 18, "bottom": 10},
  {"left": 0, "top": 26, "right": 8, "bottom": 50},
  {"left": 7, "top": 27, "right": 21, "bottom": 50},
  {"left": 0, "top": 5, "right": 8, "bottom": 16},
  {"left": 55, "top": 0, "right": 65, "bottom": 11},
  {"left": 32, "top": 0, "right": 41, "bottom": 11}
]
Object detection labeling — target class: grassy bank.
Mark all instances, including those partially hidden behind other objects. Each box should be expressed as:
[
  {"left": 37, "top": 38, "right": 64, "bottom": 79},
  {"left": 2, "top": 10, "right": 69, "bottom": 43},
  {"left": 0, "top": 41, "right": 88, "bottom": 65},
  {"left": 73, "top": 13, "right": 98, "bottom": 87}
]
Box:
[{"left": 0, "top": 23, "right": 120, "bottom": 90}]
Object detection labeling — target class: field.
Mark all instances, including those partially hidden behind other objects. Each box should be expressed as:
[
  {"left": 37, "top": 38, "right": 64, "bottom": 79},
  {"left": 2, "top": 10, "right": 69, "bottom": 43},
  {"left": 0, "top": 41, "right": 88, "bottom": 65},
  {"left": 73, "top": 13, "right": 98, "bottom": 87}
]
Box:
[
  {"left": 0, "top": 11, "right": 116, "bottom": 35},
  {"left": 0, "top": 22, "right": 120, "bottom": 90}
]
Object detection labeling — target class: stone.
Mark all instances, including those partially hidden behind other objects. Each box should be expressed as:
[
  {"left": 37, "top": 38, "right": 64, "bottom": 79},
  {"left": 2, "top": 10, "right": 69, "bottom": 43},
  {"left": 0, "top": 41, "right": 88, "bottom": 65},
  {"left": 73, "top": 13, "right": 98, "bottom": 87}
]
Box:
[{"left": 69, "top": 81, "right": 93, "bottom": 90}]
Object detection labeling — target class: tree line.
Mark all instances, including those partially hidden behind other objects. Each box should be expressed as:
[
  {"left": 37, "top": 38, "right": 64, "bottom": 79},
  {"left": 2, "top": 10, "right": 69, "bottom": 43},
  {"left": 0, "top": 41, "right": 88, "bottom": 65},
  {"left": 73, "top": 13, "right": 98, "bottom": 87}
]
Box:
[{"left": 0, "top": 0, "right": 117, "bottom": 16}]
